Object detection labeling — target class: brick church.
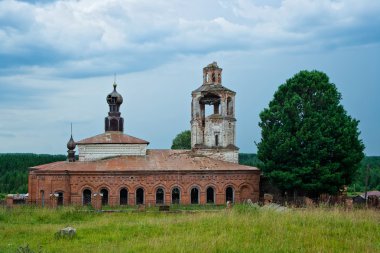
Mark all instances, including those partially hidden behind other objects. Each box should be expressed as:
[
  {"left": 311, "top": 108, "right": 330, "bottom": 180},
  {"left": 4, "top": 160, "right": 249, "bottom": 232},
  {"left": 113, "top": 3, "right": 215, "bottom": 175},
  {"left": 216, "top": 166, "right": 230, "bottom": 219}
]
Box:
[{"left": 28, "top": 62, "right": 260, "bottom": 207}]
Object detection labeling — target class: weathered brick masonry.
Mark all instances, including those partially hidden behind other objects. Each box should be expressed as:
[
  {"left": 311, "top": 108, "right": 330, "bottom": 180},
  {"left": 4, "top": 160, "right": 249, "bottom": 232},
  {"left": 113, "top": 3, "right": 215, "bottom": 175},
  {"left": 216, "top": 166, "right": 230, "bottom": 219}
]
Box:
[{"left": 28, "top": 62, "right": 260, "bottom": 207}]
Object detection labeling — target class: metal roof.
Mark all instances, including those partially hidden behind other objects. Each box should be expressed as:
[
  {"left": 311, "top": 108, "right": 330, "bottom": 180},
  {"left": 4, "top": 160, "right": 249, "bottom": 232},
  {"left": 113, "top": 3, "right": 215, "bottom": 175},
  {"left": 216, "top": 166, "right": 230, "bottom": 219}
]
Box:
[
  {"left": 31, "top": 149, "right": 259, "bottom": 172},
  {"left": 77, "top": 131, "right": 149, "bottom": 145}
]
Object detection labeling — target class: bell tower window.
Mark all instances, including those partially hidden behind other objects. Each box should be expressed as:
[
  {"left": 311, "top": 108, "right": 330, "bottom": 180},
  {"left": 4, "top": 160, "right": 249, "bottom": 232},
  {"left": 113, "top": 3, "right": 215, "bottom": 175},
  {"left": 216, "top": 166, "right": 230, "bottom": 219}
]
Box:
[{"left": 227, "top": 97, "right": 233, "bottom": 116}]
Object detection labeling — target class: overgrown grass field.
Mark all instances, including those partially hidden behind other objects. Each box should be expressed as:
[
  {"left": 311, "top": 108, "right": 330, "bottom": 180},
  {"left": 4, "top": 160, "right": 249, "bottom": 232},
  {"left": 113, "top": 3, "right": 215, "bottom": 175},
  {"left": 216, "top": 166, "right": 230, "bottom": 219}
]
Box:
[{"left": 0, "top": 205, "right": 379, "bottom": 252}]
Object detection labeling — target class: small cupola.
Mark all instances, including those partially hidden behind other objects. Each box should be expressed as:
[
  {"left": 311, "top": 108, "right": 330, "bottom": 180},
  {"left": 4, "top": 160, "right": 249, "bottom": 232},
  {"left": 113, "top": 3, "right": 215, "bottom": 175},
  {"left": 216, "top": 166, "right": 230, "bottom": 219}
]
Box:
[
  {"left": 67, "top": 135, "right": 76, "bottom": 150},
  {"left": 105, "top": 82, "right": 124, "bottom": 132},
  {"left": 67, "top": 124, "right": 76, "bottom": 162},
  {"left": 106, "top": 83, "right": 123, "bottom": 112}
]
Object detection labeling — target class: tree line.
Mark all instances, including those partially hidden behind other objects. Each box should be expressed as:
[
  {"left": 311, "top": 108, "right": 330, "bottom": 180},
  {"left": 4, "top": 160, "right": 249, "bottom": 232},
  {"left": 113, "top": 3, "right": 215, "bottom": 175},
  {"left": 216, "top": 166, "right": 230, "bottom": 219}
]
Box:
[{"left": 0, "top": 153, "right": 66, "bottom": 195}]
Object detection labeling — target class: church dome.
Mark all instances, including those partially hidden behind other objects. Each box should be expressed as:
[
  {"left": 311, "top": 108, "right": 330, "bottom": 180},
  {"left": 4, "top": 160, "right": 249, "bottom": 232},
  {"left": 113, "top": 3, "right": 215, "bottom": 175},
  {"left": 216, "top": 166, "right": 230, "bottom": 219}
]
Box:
[{"left": 107, "top": 83, "right": 123, "bottom": 105}]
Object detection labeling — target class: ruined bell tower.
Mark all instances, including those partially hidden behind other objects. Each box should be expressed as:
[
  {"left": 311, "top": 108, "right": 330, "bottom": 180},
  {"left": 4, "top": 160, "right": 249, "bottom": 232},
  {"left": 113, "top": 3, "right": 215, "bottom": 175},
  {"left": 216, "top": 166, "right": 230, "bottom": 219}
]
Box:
[{"left": 191, "top": 62, "right": 238, "bottom": 163}]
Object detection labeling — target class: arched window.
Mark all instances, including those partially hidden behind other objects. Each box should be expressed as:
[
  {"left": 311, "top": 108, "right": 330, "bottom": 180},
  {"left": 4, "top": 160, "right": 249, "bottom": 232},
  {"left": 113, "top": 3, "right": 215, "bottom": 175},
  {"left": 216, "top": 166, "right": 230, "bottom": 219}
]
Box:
[
  {"left": 191, "top": 187, "right": 199, "bottom": 204},
  {"left": 227, "top": 97, "right": 233, "bottom": 116},
  {"left": 100, "top": 188, "right": 109, "bottom": 206},
  {"left": 171, "top": 188, "right": 180, "bottom": 204},
  {"left": 206, "top": 187, "right": 215, "bottom": 204},
  {"left": 156, "top": 188, "right": 164, "bottom": 205},
  {"left": 83, "top": 189, "right": 92, "bottom": 205},
  {"left": 226, "top": 187, "right": 234, "bottom": 203},
  {"left": 136, "top": 188, "right": 144, "bottom": 205},
  {"left": 56, "top": 192, "right": 64, "bottom": 206},
  {"left": 120, "top": 188, "right": 128, "bottom": 205}
]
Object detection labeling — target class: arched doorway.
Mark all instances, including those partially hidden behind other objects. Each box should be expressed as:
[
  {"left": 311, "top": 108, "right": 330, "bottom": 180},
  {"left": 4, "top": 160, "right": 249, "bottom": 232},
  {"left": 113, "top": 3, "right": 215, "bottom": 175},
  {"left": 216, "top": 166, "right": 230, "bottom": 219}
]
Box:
[
  {"left": 83, "top": 189, "right": 92, "bottom": 205},
  {"left": 156, "top": 188, "right": 164, "bottom": 205},
  {"left": 120, "top": 188, "right": 128, "bottom": 205},
  {"left": 206, "top": 187, "right": 214, "bottom": 204},
  {"left": 100, "top": 188, "right": 109, "bottom": 205},
  {"left": 171, "top": 188, "right": 180, "bottom": 204},
  {"left": 136, "top": 188, "right": 144, "bottom": 205},
  {"left": 191, "top": 187, "right": 199, "bottom": 204},
  {"left": 226, "top": 186, "right": 234, "bottom": 203},
  {"left": 56, "top": 192, "right": 64, "bottom": 206}
]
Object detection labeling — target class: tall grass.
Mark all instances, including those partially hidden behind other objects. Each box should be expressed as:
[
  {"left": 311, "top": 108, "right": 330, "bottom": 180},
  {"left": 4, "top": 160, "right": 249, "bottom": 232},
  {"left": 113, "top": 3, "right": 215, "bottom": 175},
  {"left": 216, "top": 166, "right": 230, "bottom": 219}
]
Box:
[{"left": 0, "top": 205, "right": 379, "bottom": 252}]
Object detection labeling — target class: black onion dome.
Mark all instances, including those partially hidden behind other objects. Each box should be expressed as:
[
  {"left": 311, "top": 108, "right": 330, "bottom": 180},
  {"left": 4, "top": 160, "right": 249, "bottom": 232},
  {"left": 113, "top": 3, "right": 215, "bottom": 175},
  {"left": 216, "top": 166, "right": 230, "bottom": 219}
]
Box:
[
  {"left": 67, "top": 135, "right": 76, "bottom": 150},
  {"left": 107, "top": 83, "right": 123, "bottom": 105}
]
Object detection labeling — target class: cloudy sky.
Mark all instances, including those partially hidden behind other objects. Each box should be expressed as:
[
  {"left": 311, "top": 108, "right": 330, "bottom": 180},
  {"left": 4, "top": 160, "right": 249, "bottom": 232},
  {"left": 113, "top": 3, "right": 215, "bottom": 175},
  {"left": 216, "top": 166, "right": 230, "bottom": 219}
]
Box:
[{"left": 0, "top": 0, "right": 379, "bottom": 155}]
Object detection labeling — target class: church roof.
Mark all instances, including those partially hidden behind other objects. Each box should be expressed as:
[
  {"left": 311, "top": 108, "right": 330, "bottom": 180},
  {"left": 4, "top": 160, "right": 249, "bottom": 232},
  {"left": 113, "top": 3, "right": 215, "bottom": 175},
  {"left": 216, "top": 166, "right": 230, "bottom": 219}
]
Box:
[
  {"left": 77, "top": 131, "right": 149, "bottom": 145},
  {"left": 192, "top": 84, "right": 235, "bottom": 94},
  {"left": 30, "top": 149, "right": 259, "bottom": 172}
]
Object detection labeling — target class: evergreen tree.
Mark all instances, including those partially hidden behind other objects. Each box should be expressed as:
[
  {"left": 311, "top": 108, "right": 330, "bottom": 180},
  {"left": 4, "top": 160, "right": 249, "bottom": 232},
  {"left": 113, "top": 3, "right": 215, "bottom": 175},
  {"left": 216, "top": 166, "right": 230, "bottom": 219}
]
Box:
[{"left": 257, "top": 70, "right": 365, "bottom": 197}]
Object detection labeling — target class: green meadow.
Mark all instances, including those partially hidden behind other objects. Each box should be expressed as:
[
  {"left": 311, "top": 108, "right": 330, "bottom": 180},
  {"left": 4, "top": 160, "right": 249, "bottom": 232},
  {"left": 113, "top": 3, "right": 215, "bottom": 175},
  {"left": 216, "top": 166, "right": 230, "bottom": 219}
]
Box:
[{"left": 0, "top": 205, "right": 379, "bottom": 253}]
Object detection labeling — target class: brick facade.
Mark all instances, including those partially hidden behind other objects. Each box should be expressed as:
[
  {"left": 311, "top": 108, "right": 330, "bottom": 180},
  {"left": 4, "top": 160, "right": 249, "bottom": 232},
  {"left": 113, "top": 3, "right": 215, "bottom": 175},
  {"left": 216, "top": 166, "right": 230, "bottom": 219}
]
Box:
[{"left": 28, "top": 169, "right": 260, "bottom": 207}]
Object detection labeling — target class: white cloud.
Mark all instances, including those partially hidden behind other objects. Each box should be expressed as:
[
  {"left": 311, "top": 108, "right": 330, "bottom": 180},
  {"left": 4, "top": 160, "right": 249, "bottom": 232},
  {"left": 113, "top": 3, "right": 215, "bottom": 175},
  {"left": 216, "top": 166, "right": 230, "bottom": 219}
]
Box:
[{"left": 0, "top": 0, "right": 379, "bottom": 77}]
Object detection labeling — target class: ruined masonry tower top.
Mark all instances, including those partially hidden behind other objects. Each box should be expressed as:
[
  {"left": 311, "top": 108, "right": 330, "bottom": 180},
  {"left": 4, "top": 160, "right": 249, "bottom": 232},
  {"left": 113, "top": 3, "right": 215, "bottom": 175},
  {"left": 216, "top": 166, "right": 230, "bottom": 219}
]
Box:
[
  {"left": 191, "top": 62, "right": 238, "bottom": 163},
  {"left": 203, "top": 61, "right": 222, "bottom": 85}
]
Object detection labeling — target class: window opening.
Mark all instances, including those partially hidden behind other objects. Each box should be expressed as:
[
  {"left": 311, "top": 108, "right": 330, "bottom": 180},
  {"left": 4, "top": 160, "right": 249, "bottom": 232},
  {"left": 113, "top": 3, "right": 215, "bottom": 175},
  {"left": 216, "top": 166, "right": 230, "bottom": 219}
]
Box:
[
  {"left": 227, "top": 97, "right": 233, "bottom": 115},
  {"left": 156, "top": 188, "right": 164, "bottom": 204},
  {"left": 206, "top": 187, "right": 214, "bottom": 204},
  {"left": 172, "top": 188, "right": 180, "bottom": 204},
  {"left": 136, "top": 188, "right": 144, "bottom": 205},
  {"left": 226, "top": 187, "right": 234, "bottom": 203},
  {"left": 100, "top": 188, "right": 109, "bottom": 205},
  {"left": 56, "top": 192, "right": 63, "bottom": 206},
  {"left": 120, "top": 188, "right": 128, "bottom": 205},
  {"left": 191, "top": 188, "right": 199, "bottom": 204},
  {"left": 83, "top": 189, "right": 92, "bottom": 205}
]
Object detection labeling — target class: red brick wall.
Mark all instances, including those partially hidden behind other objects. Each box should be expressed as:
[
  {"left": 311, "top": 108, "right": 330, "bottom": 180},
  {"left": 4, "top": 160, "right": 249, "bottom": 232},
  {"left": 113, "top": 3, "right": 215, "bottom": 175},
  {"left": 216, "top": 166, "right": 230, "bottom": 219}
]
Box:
[{"left": 29, "top": 170, "right": 260, "bottom": 206}]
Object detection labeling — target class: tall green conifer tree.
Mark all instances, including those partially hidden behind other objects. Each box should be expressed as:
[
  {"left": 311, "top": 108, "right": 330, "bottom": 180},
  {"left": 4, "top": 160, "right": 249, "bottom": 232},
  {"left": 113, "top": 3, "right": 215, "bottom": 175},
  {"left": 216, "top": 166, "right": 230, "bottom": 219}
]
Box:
[{"left": 257, "top": 70, "right": 365, "bottom": 197}]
